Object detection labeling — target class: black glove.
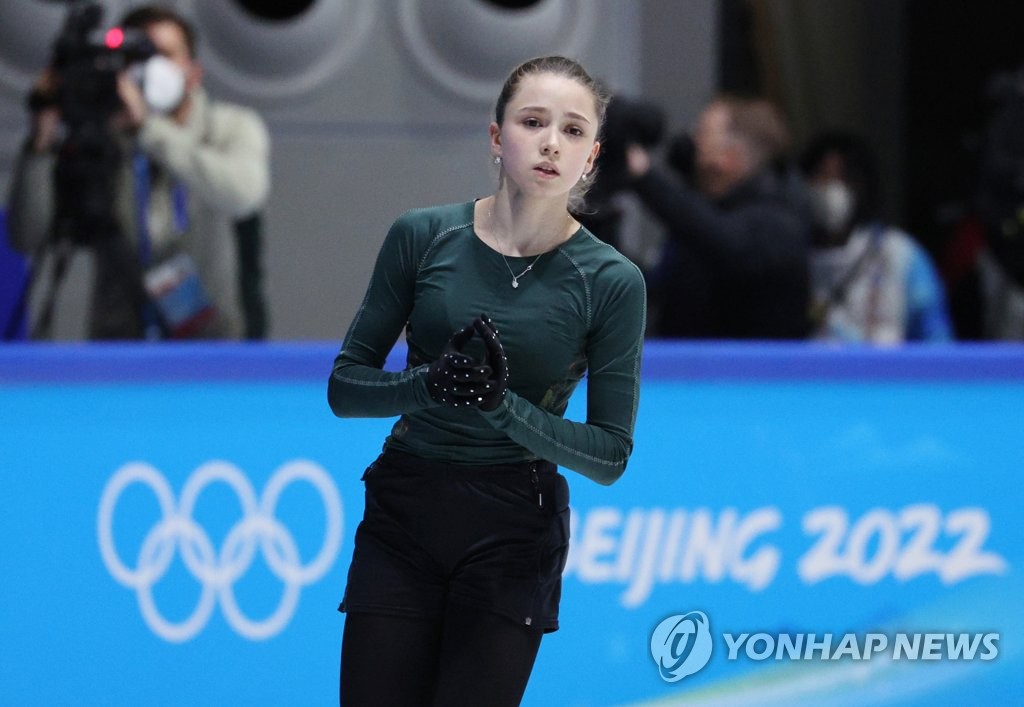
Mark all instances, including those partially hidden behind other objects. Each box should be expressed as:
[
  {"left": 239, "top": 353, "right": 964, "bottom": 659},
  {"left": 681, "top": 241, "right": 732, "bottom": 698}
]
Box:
[
  {"left": 472, "top": 314, "right": 509, "bottom": 412},
  {"left": 426, "top": 322, "right": 493, "bottom": 408}
]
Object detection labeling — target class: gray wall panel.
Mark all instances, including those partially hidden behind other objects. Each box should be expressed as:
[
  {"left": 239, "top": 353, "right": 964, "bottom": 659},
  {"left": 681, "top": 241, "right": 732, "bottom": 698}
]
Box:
[{"left": 263, "top": 133, "right": 493, "bottom": 340}]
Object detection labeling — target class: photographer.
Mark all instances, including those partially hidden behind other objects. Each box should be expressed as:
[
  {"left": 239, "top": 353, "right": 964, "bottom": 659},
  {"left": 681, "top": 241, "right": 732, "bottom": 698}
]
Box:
[
  {"left": 622, "top": 96, "right": 811, "bottom": 339},
  {"left": 7, "top": 4, "right": 270, "bottom": 340}
]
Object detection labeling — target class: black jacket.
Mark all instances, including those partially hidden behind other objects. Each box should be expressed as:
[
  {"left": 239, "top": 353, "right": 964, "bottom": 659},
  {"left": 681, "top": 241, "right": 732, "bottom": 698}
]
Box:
[{"left": 632, "top": 167, "right": 811, "bottom": 339}]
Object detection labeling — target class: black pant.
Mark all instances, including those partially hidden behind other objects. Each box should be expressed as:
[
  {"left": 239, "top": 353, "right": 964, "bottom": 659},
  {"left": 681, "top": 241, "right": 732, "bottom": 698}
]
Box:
[
  {"left": 338, "top": 449, "right": 570, "bottom": 705},
  {"left": 340, "top": 606, "right": 542, "bottom": 706}
]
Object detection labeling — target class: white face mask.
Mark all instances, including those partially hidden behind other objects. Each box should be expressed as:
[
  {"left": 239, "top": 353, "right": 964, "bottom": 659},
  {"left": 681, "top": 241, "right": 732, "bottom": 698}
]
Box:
[
  {"left": 134, "top": 55, "right": 187, "bottom": 115},
  {"left": 809, "top": 180, "right": 855, "bottom": 235}
]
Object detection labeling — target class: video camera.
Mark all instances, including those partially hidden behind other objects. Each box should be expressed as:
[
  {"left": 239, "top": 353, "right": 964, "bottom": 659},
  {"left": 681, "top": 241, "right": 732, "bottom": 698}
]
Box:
[
  {"left": 592, "top": 96, "right": 667, "bottom": 199},
  {"left": 574, "top": 96, "right": 666, "bottom": 248},
  {"left": 43, "top": 0, "right": 155, "bottom": 245}
]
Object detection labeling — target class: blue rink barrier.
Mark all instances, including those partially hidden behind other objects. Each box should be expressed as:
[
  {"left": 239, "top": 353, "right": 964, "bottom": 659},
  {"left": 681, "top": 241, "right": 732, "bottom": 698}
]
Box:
[{"left": 1, "top": 342, "right": 1022, "bottom": 706}]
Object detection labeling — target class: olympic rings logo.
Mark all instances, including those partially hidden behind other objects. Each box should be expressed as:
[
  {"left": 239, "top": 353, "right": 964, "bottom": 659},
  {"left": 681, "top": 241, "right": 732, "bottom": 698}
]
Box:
[{"left": 97, "top": 459, "right": 342, "bottom": 643}]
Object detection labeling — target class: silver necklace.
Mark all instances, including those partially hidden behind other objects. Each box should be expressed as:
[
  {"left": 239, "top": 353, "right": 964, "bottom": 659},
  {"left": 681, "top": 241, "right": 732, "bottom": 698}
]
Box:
[
  {"left": 489, "top": 209, "right": 569, "bottom": 289},
  {"left": 504, "top": 253, "right": 543, "bottom": 289}
]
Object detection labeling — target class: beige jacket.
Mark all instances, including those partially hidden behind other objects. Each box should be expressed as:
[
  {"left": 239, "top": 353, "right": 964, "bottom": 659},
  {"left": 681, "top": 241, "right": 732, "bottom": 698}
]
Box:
[{"left": 7, "top": 88, "right": 270, "bottom": 339}]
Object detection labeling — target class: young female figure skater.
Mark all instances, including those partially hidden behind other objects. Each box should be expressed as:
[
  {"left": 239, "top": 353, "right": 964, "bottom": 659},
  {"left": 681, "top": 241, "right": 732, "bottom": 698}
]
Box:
[{"left": 328, "top": 55, "right": 646, "bottom": 706}]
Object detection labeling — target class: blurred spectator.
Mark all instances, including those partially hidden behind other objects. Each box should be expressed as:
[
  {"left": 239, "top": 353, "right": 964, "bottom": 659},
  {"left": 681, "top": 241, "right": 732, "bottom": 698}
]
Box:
[
  {"left": 623, "top": 95, "right": 811, "bottom": 339},
  {"left": 6, "top": 4, "right": 270, "bottom": 340},
  {"left": 967, "top": 66, "right": 1024, "bottom": 339},
  {"left": 801, "top": 131, "right": 953, "bottom": 344}
]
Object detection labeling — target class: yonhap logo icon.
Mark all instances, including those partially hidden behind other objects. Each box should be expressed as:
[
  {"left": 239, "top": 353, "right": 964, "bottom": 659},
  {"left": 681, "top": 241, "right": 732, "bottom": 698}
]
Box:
[
  {"left": 97, "top": 459, "right": 342, "bottom": 642},
  {"left": 650, "top": 611, "right": 713, "bottom": 682}
]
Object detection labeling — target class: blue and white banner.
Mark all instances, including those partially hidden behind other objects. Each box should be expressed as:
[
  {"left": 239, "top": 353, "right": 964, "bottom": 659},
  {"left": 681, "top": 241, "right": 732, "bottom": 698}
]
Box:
[{"left": 1, "top": 343, "right": 1021, "bottom": 706}]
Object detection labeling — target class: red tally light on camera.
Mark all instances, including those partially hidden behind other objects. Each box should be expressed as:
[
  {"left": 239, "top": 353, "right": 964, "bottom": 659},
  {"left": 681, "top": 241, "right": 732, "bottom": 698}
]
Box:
[{"left": 105, "top": 27, "right": 125, "bottom": 50}]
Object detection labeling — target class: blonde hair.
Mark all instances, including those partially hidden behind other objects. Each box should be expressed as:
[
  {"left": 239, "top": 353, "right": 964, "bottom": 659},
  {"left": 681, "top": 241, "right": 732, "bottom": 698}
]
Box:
[{"left": 713, "top": 95, "right": 790, "bottom": 170}]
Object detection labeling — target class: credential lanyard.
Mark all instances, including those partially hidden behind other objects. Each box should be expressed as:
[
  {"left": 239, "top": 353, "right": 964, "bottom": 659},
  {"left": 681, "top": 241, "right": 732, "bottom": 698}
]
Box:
[{"left": 133, "top": 152, "right": 189, "bottom": 337}]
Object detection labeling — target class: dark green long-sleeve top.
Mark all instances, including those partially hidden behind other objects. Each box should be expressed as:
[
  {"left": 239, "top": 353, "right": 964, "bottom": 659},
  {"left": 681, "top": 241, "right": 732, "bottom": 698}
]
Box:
[{"left": 328, "top": 201, "right": 646, "bottom": 485}]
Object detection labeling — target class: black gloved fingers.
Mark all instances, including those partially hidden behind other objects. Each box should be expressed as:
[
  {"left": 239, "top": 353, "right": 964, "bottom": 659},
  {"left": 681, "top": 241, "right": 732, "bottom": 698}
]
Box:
[
  {"left": 427, "top": 320, "right": 494, "bottom": 408},
  {"left": 448, "top": 356, "right": 492, "bottom": 378},
  {"left": 473, "top": 315, "right": 500, "bottom": 349},
  {"left": 471, "top": 314, "right": 509, "bottom": 412},
  {"left": 446, "top": 376, "right": 494, "bottom": 394},
  {"left": 429, "top": 364, "right": 488, "bottom": 398},
  {"left": 480, "top": 313, "right": 498, "bottom": 335},
  {"left": 474, "top": 316, "right": 507, "bottom": 379},
  {"left": 444, "top": 322, "right": 476, "bottom": 353},
  {"left": 445, "top": 352, "right": 471, "bottom": 366}
]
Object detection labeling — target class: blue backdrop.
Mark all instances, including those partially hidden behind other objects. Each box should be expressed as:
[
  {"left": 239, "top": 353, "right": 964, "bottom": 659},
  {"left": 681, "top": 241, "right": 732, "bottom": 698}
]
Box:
[{"left": 1, "top": 342, "right": 1021, "bottom": 706}]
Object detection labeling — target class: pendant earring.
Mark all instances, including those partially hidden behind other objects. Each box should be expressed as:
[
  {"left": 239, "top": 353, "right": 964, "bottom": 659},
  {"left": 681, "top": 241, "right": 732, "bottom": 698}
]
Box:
[{"left": 493, "top": 156, "right": 502, "bottom": 165}]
